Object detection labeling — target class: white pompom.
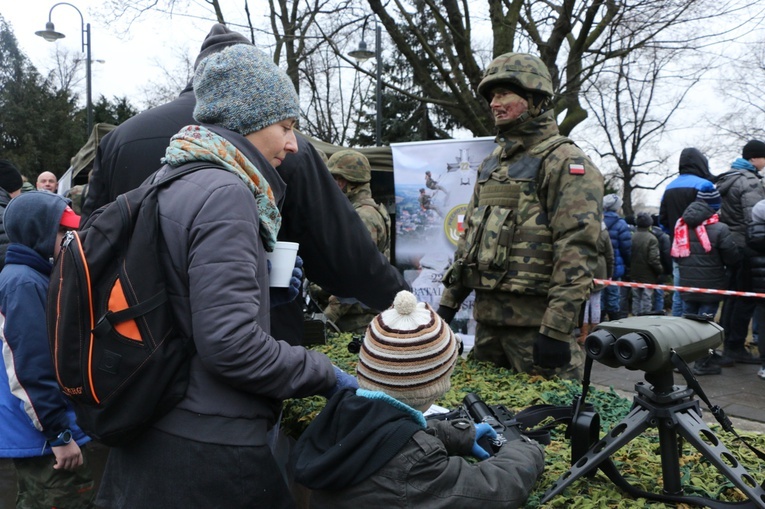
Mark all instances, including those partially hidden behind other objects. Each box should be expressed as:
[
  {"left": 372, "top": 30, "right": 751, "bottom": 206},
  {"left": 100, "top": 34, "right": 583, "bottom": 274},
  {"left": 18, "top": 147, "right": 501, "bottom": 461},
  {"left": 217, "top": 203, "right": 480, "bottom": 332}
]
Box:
[{"left": 393, "top": 290, "right": 417, "bottom": 316}]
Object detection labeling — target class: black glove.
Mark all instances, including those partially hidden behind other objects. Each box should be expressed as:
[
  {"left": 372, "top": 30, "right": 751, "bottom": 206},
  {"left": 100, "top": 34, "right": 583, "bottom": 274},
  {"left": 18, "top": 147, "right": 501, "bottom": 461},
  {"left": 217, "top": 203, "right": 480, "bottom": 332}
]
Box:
[
  {"left": 533, "top": 333, "right": 571, "bottom": 369},
  {"left": 436, "top": 305, "right": 458, "bottom": 324}
]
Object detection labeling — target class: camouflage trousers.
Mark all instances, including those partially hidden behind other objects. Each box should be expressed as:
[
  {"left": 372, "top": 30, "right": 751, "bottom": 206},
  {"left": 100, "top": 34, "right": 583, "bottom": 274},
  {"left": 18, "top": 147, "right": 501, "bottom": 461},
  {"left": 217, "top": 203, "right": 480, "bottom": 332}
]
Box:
[
  {"left": 13, "top": 446, "right": 95, "bottom": 509},
  {"left": 470, "top": 323, "right": 584, "bottom": 380}
]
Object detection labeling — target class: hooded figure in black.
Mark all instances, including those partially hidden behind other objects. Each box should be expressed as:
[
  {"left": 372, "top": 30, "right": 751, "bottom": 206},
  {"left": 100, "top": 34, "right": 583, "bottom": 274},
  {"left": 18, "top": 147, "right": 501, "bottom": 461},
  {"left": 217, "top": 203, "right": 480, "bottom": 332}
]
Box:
[
  {"left": 658, "top": 147, "right": 715, "bottom": 239},
  {"left": 80, "top": 23, "right": 408, "bottom": 345}
]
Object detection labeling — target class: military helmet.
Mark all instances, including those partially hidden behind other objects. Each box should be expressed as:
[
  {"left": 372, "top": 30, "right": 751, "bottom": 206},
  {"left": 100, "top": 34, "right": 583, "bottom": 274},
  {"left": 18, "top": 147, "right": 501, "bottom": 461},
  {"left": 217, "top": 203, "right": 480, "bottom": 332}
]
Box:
[
  {"left": 328, "top": 149, "right": 371, "bottom": 183},
  {"left": 477, "top": 52, "right": 554, "bottom": 102}
]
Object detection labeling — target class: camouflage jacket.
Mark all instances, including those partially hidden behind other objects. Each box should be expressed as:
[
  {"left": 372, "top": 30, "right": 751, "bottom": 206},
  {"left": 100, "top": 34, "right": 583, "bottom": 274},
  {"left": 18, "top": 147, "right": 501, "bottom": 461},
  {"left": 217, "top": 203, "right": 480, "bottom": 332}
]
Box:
[{"left": 440, "top": 110, "right": 603, "bottom": 339}]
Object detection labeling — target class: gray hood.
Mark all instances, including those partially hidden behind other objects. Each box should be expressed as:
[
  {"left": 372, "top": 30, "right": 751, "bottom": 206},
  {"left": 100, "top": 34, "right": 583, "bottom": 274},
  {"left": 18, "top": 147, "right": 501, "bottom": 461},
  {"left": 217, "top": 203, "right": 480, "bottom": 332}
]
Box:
[{"left": 4, "top": 191, "right": 69, "bottom": 259}]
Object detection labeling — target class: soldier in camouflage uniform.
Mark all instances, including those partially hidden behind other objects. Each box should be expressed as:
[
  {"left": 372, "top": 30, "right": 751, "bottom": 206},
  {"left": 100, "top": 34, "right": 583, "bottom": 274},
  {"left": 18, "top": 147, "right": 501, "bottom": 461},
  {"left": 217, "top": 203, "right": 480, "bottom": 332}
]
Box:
[
  {"left": 321, "top": 150, "right": 391, "bottom": 333},
  {"left": 437, "top": 53, "right": 604, "bottom": 380}
]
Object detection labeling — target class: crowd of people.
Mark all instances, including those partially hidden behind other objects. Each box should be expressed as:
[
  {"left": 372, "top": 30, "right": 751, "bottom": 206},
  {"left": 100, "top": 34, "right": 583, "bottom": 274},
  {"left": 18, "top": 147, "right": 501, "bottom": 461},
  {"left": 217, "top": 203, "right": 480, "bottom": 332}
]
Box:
[
  {"left": 0, "top": 19, "right": 762, "bottom": 509},
  {"left": 599, "top": 141, "right": 765, "bottom": 378}
]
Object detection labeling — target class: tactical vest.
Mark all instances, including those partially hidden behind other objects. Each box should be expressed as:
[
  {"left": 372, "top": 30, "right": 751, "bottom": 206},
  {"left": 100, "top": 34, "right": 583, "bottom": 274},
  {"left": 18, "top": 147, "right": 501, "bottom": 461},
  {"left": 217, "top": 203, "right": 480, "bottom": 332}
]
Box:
[
  {"left": 355, "top": 198, "right": 391, "bottom": 260},
  {"left": 456, "top": 136, "right": 573, "bottom": 293}
]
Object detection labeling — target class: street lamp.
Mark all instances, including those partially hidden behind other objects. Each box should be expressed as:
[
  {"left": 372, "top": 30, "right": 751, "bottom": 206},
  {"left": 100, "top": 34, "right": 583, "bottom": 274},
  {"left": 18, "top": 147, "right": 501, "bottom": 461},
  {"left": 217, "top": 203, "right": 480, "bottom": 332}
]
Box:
[
  {"left": 349, "top": 21, "right": 382, "bottom": 147},
  {"left": 36, "top": 2, "right": 93, "bottom": 136}
]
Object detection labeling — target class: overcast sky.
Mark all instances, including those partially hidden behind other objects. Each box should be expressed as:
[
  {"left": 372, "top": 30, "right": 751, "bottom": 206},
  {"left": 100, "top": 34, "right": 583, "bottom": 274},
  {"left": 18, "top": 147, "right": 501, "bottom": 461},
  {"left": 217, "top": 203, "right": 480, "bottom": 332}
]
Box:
[
  {"left": 3, "top": 1, "right": 764, "bottom": 208},
  {"left": 2, "top": 0, "right": 260, "bottom": 103}
]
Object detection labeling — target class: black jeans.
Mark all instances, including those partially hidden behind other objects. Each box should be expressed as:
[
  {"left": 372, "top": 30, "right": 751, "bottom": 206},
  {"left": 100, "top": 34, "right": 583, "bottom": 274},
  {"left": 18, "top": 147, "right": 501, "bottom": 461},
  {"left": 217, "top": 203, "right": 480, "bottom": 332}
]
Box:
[{"left": 96, "top": 428, "right": 295, "bottom": 509}]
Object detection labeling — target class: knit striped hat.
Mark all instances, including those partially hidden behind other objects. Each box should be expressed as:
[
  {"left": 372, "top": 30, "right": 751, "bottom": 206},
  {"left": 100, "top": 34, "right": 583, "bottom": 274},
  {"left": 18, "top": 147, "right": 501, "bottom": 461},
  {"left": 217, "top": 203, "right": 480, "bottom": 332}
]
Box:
[
  {"left": 695, "top": 184, "right": 721, "bottom": 211},
  {"left": 357, "top": 291, "right": 459, "bottom": 409}
]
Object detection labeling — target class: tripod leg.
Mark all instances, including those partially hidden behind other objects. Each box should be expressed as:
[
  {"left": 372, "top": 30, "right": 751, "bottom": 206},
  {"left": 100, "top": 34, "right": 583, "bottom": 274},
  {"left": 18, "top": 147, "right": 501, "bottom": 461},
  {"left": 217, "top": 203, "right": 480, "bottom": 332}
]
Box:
[
  {"left": 674, "top": 408, "right": 765, "bottom": 507},
  {"left": 541, "top": 403, "right": 653, "bottom": 503}
]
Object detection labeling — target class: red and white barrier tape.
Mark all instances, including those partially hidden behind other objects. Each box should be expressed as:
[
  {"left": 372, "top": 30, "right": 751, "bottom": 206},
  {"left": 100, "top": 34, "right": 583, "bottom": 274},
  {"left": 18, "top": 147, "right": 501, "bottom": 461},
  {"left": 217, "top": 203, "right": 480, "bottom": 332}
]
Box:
[{"left": 593, "top": 279, "right": 765, "bottom": 299}]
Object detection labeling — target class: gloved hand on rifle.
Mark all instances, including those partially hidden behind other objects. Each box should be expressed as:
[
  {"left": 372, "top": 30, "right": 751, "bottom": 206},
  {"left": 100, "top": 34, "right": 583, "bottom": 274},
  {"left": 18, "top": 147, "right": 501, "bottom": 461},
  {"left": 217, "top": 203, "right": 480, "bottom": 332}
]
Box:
[{"left": 471, "top": 423, "right": 497, "bottom": 461}]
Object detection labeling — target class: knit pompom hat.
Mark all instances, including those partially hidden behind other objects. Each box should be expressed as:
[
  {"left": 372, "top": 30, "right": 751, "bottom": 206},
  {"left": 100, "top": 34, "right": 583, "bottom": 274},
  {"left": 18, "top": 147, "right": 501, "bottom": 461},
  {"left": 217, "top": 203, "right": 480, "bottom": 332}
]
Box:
[
  {"left": 193, "top": 45, "right": 300, "bottom": 136},
  {"left": 603, "top": 193, "right": 623, "bottom": 212},
  {"left": 357, "top": 291, "right": 459, "bottom": 409},
  {"left": 695, "top": 183, "right": 721, "bottom": 211}
]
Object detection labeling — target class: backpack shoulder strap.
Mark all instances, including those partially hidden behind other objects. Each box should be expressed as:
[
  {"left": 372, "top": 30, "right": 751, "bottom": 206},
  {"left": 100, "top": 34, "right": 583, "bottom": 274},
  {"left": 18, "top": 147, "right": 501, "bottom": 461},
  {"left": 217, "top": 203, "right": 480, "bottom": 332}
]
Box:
[{"left": 151, "top": 161, "right": 222, "bottom": 187}]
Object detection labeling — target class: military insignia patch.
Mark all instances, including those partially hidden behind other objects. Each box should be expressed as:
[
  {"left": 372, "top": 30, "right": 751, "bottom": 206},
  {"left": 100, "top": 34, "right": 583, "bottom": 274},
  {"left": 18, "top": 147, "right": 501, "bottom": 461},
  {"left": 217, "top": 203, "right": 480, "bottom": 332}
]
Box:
[{"left": 569, "top": 163, "right": 585, "bottom": 175}]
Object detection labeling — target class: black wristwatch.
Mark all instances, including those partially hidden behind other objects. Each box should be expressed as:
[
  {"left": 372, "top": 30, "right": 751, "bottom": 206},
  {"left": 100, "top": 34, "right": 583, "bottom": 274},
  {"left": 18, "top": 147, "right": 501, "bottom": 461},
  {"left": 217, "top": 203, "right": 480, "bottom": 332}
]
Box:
[{"left": 49, "top": 429, "right": 73, "bottom": 447}]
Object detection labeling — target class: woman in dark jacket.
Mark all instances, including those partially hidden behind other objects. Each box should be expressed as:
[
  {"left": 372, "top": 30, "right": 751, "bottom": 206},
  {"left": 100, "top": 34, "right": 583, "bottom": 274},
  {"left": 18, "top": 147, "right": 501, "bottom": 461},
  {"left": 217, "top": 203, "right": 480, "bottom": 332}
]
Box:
[{"left": 96, "top": 44, "right": 357, "bottom": 509}]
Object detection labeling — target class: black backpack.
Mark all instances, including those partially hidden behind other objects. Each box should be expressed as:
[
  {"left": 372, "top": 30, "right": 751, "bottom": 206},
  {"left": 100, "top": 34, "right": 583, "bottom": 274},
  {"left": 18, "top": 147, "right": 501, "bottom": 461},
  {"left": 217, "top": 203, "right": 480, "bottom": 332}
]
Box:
[{"left": 47, "top": 162, "right": 212, "bottom": 446}]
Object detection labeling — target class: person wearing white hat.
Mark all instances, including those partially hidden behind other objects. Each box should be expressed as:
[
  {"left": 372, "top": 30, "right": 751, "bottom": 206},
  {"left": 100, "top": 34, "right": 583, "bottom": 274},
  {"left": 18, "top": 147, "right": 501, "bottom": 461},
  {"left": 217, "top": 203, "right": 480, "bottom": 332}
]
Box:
[{"left": 291, "top": 291, "right": 544, "bottom": 509}]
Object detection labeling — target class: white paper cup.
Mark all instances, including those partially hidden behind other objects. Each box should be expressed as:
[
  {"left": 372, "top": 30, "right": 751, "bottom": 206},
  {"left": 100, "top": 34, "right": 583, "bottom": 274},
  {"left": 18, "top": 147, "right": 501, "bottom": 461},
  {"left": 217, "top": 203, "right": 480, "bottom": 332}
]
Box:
[{"left": 266, "top": 241, "right": 299, "bottom": 288}]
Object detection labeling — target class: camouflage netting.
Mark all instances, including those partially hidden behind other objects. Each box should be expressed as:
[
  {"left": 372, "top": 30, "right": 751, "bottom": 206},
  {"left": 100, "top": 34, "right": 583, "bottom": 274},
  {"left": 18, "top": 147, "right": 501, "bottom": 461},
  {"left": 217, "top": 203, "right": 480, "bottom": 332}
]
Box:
[{"left": 283, "top": 332, "right": 765, "bottom": 508}]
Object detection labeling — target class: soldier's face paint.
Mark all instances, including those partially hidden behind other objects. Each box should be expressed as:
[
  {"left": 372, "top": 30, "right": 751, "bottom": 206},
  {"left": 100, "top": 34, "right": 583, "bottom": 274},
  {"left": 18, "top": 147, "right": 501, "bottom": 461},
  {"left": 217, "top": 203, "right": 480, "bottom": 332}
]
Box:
[{"left": 490, "top": 88, "right": 529, "bottom": 126}]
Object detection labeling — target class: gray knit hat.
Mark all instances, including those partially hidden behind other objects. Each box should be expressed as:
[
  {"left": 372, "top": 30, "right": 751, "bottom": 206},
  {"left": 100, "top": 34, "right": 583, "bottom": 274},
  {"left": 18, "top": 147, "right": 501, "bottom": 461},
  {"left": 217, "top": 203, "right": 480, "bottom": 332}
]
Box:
[
  {"left": 603, "top": 193, "right": 623, "bottom": 212},
  {"left": 357, "top": 291, "right": 458, "bottom": 409},
  {"left": 193, "top": 45, "right": 300, "bottom": 136}
]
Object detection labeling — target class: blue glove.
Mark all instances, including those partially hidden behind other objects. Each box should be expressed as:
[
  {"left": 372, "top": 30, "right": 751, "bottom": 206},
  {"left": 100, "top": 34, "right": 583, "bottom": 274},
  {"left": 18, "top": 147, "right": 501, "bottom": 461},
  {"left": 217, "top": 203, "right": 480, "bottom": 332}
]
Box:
[
  {"left": 268, "top": 255, "right": 303, "bottom": 308},
  {"left": 471, "top": 423, "right": 497, "bottom": 460},
  {"left": 322, "top": 365, "right": 359, "bottom": 399},
  {"left": 533, "top": 333, "right": 571, "bottom": 369}
]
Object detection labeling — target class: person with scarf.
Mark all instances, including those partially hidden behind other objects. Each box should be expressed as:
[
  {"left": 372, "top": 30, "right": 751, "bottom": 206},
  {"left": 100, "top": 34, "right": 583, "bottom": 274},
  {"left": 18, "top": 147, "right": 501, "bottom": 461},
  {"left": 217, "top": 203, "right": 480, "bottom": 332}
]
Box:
[
  {"left": 436, "top": 53, "right": 603, "bottom": 380},
  {"left": 95, "top": 44, "right": 358, "bottom": 509},
  {"left": 716, "top": 140, "right": 765, "bottom": 365},
  {"left": 673, "top": 185, "right": 741, "bottom": 375}
]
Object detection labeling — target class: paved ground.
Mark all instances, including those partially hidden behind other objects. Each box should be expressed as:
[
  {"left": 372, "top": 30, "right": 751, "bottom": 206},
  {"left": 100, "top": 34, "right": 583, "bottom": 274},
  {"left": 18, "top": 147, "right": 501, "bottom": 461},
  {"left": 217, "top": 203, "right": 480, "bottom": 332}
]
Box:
[{"left": 589, "top": 348, "right": 765, "bottom": 433}]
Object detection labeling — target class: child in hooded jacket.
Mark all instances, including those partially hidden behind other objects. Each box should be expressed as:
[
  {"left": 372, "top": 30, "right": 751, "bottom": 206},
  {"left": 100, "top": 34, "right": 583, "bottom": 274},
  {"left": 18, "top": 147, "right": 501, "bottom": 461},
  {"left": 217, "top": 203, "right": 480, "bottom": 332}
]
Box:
[
  {"left": 0, "top": 191, "right": 94, "bottom": 508},
  {"left": 673, "top": 186, "right": 741, "bottom": 375}
]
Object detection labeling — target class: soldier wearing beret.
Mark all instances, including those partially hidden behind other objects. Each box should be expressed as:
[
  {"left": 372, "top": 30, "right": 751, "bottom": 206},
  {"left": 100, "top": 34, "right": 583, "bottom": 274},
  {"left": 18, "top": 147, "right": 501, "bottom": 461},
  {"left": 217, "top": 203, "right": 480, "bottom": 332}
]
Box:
[{"left": 437, "top": 53, "right": 604, "bottom": 380}]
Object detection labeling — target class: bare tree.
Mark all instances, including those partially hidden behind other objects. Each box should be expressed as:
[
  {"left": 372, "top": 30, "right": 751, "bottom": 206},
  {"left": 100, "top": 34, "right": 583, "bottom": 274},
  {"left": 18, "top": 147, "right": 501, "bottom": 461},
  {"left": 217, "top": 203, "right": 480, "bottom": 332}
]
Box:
[
  {"left": 582, "top": 46, "right": 706, "bottom": 216},
  {"left": 137, "top": 46, "right": 194, "bottom": 109},
  {"left": 365, "top": 0, "right": 762, "bottom": 137},
  {"left": 709, "top": 37, "right": 765, "bottom": 151}
]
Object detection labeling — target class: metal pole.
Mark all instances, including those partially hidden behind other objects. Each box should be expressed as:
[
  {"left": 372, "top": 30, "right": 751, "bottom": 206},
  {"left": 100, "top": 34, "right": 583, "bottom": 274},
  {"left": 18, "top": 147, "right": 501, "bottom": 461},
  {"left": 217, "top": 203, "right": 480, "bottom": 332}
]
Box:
[
  {"left": 375, "top": 23, "right": 382, "bottom": 147},
  {"left": 85, "top": 22, "right": 92, "bottom": 136}
]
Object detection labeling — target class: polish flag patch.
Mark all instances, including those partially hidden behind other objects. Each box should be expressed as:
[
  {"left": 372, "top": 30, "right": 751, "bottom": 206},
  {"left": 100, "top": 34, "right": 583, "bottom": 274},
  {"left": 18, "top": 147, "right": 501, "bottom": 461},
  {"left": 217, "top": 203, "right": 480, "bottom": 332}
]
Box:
[{"left": 569, "top": 163, "right": 585, "bottom": 175}]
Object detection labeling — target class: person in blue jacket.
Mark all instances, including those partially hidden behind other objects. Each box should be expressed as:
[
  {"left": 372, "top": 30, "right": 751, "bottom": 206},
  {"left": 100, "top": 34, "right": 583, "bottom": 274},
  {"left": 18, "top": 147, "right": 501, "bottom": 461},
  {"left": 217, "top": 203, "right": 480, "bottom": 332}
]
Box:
[
  {"left": 602, "top": 193, "right": 632, "bottom": 320},
  {"left": 0, "top": 191, "right": 94, "bottom": 508},
  {"left": 658, "top": 148, "right": 716, "bottom": 316}
]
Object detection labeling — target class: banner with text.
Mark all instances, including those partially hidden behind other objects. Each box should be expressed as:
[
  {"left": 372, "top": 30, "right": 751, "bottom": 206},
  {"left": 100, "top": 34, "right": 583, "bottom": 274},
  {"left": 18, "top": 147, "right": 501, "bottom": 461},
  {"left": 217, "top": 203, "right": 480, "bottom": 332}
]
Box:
[{"left": 392, "top": 137, "right": 495, "bottom": 337}]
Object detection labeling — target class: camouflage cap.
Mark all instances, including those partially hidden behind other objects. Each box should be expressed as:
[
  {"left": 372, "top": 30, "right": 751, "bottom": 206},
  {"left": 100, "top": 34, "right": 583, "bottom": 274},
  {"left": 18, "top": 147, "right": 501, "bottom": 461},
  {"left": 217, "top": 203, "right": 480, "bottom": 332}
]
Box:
[
  {"left": 327, "top": 149, "right": 372, "bottom": 183},
  {"left": 477, "top": 52, "right": 554, "bottom": 102}
]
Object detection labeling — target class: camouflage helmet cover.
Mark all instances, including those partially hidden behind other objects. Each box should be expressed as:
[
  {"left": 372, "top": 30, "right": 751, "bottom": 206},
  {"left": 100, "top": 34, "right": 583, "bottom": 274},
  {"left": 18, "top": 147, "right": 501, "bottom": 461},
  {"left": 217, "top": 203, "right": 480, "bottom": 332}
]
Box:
[
  {"left": 328, "top": 149, "right": 372, "bottom": 183},
  {"left": 477, "top": 52, "right": 554, "bottom": 102}
]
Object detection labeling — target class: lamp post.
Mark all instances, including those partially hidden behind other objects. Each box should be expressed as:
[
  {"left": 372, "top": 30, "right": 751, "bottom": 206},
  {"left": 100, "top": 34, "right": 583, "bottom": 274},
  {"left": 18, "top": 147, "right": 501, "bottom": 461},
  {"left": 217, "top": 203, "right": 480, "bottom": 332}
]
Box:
[
  {"left": 36, "top": 2, "right": 93, "bottom": 136},
  {"left": 349, "top": 21, "right": 382, "bottom": 147}
]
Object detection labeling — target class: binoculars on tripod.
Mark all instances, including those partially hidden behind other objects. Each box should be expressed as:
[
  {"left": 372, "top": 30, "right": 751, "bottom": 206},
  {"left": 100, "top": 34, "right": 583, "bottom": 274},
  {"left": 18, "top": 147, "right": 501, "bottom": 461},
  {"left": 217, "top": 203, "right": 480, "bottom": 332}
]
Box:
[{"left": 584, "top": 315, "right": 724, "bottom": 372}]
